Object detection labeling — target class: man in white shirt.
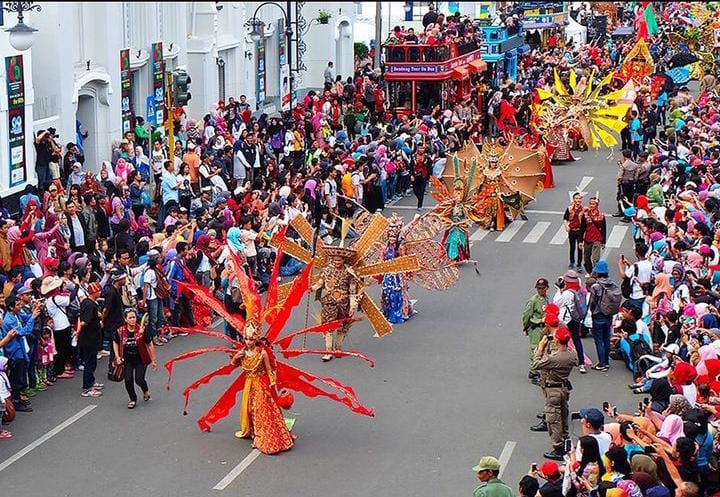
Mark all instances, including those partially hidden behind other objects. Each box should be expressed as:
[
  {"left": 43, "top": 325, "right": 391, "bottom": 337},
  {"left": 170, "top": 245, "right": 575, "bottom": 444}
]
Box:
[
  {"left": 575, "top": 408, "right": 612, "bottom": 461},
  {"left": 325, "top": 167, "right": 340, "bottom": 215},
  {"left": 620, "top": 242, "right": 653, "bottom": 311}
]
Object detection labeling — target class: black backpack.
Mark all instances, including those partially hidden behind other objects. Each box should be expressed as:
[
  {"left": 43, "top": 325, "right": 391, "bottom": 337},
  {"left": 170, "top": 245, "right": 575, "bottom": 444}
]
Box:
[
  {"left": 630, "top": 337, "right": 652, "bottom": 364},
  {"left": 621, "top": 264, "right": 637, "bottom": 299}
]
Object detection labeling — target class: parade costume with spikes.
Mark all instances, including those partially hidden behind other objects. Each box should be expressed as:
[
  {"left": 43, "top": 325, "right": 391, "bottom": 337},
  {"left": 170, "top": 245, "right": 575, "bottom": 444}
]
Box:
[
  {"left": 351, "top": 210, "right": 459, "bottom": 324},
  {"left": 164, "top": 232, "right": 374, "bottom": 453},
  {"left": 432, "top": 138, "right": 546, "bottom": 237},
  {"left": 270, "top": 214, "right": 421, "bottom": 343},
  {"left": 534, "top": 68, "right": 632, "bottom": 153}
]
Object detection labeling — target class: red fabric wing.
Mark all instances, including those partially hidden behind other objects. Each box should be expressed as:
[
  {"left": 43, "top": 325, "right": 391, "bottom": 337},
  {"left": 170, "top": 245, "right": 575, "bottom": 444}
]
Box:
[
  {"left": 181, "top": 363, "right": 237, "bottom": 415},
  {"left": 264, "top": 227, "right": 287, "bottom": 324},
  {"left": 281, "top": 348, "right": 375, "bottom": 368},
  {"left": 275, "top": 318, "right": 359, "bottom": 350},
  {"left": 163, "top": 326, "right": 243, "bottom": 348},
  {"left": 265, "top": 260, "right": 315, "bottom": 343},
  {"left": 176, "top": 282, "right": 247, "bottom": 334},
  {"left": 276, "top": 362, "right": 374, "bottom": 417},
  {"left": 196, "top": 371, "right": 247, "bottom": 432},
  {"left": 164, "top": 346, "right": 237, "bottom": 389}
]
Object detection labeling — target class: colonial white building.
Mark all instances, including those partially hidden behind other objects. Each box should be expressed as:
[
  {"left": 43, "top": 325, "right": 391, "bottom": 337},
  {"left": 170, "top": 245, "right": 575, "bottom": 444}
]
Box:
[{"left": 0, "top": 1, "right": 356, "bottom": 202}]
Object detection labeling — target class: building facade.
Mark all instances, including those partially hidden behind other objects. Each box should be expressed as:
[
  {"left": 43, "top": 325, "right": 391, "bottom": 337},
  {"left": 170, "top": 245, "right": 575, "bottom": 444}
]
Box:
[{"left": 0, "top": 1, "right": 355, "bottom": 201}]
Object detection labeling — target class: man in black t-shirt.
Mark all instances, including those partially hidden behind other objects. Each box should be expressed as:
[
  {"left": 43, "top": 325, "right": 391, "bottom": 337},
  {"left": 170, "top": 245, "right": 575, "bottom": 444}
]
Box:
[
  {"left": 102, "top": 271, "right": 126, "bottom": 377},
  {"left": 78, "top": 282, "right": 103, "bottom": 397}
]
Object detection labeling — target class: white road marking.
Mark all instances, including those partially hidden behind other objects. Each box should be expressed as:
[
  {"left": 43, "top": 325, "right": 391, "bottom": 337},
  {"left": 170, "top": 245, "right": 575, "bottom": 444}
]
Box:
[
  {"left": 606, "top": 225, "right": 629, "bottom": 248},
  {"left": 496, "top": 221, "right": 526, "bottom": 242},
  {"left": 0, "top": 405, "right": 97, "bottom": 473},
  {"left": 525, "top": 209, "right": 564, "bottom": 215},
  {"left": 549, "top": 225, "right": 568, "bottom": 245},
  {"left": 522, "top": 221, "right": 551, "bottom": 244},
  {"left": 601, "top": 246, "right": 613, "bottom": 261},
  {"left": 497, "top": 441, "right": 517, "bottom": 479},
  {"left": 577, "top": 176, "right": 594, "bottom": 192},
  {"left": 213, "top": 449, "right": 262, "bottom": 490},
  {"left": 470, "top": 227, "right": 490, "bottom": 242}
]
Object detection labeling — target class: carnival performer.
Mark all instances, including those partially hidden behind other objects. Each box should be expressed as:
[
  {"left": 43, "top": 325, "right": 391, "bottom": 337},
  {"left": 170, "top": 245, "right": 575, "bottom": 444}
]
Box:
[
  {"left": 381, "top": 217, "right": 414, "bottom": 324},
  {"left": 230, "top": 319, "right": 293, "bottom": 455},
  {"left": 439, "top": 179, "right": 473, "bottom": 262},
  {"left": 164, "top": 236, "right": 375, "bottom": 451},
  {"left": 311, "top": 247, "right": 360, "bottom": 361}
]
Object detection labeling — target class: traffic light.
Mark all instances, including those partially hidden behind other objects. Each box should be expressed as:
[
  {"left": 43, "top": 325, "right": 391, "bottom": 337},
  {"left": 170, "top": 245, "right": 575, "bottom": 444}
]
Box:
[{"left": 173, "top": 69, "right": 191, "bottom": 107}]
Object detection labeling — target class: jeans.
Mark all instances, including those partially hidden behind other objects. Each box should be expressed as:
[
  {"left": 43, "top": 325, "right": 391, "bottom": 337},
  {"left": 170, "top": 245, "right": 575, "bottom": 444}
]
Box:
[
  {"left": 592, "top": 314, "right": 613, "bottom": 367},
  {"left": 568, "top": 320, "right": 584, "bottom": 366},
  {"left": 36, "top": 165, "right": 50, "bottom": 190},
  {"left": 146, "top": 298, "right": 165, "bottom": 339},
  {"left": 8, "top": 358, "right": 28, "bottom": 402},
  {"left": 380, "top": 178, "right": 388, "bottom": 203},
  {"left": 123, "top": 354, "right": 148, "bottom": 403},
  {"left": 171, "top": 294, "right": 195, "bottom": 328},
  {"left": 27, "top": 336, "right": 39, "bottom": 389},
  {"left": 388, "top": 173, "right": 397, "bottom": 199},
  {"left": 79, "top": 346, "right": 98, "bottom": 391}
]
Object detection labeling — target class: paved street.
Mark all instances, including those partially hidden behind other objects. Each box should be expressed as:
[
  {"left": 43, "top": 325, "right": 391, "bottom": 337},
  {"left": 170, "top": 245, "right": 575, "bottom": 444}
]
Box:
[{"left": 1, "top": 149, "right": 642, "bottom": 496}]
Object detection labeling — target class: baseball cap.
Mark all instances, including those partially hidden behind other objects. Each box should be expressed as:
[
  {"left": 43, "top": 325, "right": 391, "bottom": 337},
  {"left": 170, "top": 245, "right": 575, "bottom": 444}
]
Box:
[
  {"left": 535, "top": 278, "right": 549, "bottom": 289},
  {"left": 17, "top": 287, "right": 32, "bottom": 296},
  {"left": 472, "top": 456, "right": 500, "bottom": 473},
  {"left": 579, "top": 408, "right": 604, "bottom": 428}
]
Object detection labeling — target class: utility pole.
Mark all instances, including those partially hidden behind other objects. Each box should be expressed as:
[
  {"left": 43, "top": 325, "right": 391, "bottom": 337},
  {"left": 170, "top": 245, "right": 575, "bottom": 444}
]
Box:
[{"left": 374, "top": 1, "right": 382, "bottom": 69}]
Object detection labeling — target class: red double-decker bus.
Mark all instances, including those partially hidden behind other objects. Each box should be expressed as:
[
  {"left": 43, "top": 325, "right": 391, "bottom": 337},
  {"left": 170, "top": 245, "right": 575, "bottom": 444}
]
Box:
[{"left": 383, "top": 40, "right": 487, "bottom": 115}]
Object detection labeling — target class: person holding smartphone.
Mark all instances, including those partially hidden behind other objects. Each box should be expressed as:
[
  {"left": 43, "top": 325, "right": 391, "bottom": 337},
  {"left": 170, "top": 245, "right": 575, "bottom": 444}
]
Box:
[{"left": 533, "top": 327, "right": 578, "bottom": 460}]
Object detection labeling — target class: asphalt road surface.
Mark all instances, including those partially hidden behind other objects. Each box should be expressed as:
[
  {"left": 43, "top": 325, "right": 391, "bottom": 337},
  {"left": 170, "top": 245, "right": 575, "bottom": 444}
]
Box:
[{"left": 1, "top": 148, "right": 643, "bottom": 497}]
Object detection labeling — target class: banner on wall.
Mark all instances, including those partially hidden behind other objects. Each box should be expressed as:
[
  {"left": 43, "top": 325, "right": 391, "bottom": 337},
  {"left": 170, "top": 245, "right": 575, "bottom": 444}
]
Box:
[
  {"left": 146, "top": 95, "right": 156, "bottom": 126},
  {"left": 256, "top": 39, "right": 266, "bottom": 110},
  {"left": 152, "top": 42, "right": 165, "bottom": 124},
  {"left": 278, "top": 18, "right": 292, "bottom": 111},
  {"left": 120, "top": 49, "right": 133, "bottom": 134},
  {"left": 6, "top": 55, "right": 26, "bottom": 187}
]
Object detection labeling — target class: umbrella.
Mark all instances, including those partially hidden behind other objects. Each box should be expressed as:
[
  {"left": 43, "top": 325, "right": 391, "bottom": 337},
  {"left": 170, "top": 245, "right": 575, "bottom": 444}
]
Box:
[{"left": 668, "top": 51, "right": 700, "bottom": 69}]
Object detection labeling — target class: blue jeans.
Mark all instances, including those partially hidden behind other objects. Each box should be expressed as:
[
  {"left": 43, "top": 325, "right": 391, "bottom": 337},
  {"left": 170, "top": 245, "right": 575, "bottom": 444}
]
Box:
[
  {"left": 592, "top": 314, "right": 613, "bottom": 367},
  {"left": 146, "top": 298, "right": 165, "bottom": 339},
  {"left": 27, "top": 337, "right": 39, "bottom": 389},
  {"left": 388, "top": 173, "right": 397, "bottom": 199}
]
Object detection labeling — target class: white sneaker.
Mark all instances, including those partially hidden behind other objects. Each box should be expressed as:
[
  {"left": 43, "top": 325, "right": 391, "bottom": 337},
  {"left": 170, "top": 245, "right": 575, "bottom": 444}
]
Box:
[
  {"left": 579, "top": 365, "right": 587, "bottom": 374},
  {"left": 93, "top": 383, "right": 105, "bottom": 390},
  {"left": 321, "top": 354, "right": 333, "bottom": 362},
  {"left": 81, "top": 389, "right": 102, "bottom": 397},
  {"left": 98, "top": 350, "right": 110, "bottom": 358}
]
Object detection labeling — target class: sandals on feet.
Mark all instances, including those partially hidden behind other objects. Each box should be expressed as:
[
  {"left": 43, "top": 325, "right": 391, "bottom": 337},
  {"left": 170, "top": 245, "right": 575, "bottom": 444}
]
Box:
[
  {"left": 143, "top": 392, "right": 151, "bottom": 402},
  {"left": 127, "top": 401, "right": 137, "bottom": 409}
]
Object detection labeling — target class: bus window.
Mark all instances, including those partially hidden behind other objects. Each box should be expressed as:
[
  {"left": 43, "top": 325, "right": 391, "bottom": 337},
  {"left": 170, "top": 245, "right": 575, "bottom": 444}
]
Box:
[
  {"left": 415, "top": 81, "right": 441, "bottom": 114},
  {"left": 388, "top": 81, "right": 412, "bottom": 109}
]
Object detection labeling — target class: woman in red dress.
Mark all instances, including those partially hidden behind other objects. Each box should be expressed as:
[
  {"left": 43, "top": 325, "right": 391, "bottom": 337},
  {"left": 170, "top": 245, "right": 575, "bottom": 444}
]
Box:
[{"left": 231, "top": 320, "right": 293, "bottom": 455}]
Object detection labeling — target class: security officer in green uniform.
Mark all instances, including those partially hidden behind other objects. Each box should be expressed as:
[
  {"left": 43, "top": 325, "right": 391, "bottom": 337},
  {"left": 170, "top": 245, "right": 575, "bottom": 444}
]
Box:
[
  {"left": 471, "top": 456, "right": 515, "bottom": 497},
  {"left": 533, "top": 327, "right": 578, "bottom": 461},
  {"left": 522, "top": 278, "right": 549, "bottom": 385}
]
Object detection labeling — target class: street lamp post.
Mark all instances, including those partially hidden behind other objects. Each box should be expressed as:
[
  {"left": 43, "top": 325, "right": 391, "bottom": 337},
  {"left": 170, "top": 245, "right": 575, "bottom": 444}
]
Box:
[
  {"left": 2, "top": 1, "right": 42, "bottom": 52},
  {"left": 245, "top": 1, "right": 295, "bottom": 109}
]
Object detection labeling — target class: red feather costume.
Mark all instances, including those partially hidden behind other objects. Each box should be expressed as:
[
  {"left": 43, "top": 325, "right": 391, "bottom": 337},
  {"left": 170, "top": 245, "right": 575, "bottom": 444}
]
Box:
[{"left": 164, "top": 228, "right": 374, "bottom": 454}]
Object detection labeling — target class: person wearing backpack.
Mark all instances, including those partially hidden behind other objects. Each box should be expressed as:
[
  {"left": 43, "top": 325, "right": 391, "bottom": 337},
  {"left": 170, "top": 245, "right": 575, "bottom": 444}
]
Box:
[
  {"left": 588, "top": 260, "right": 622, "bottom": 371},
  {"left": 553, "top": 270, "right": 588, "bottom": 374}
]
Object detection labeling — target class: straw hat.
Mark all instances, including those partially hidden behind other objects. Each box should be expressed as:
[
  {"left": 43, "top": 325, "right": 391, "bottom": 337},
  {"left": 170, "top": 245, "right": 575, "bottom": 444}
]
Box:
[{"left": 40, "top": 276, "right": 63, "bottom": 295}]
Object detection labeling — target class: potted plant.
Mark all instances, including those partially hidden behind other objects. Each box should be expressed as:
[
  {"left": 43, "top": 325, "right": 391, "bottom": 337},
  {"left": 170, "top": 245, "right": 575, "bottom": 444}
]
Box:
[{"left": 318, "top": 9, "right": 331, "bottom": 24}]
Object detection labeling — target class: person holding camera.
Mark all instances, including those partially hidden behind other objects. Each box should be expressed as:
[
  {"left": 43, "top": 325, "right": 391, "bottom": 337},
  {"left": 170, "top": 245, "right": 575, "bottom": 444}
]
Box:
[{"left": 533, "top": 326, "right": 578, "bottom": 460}]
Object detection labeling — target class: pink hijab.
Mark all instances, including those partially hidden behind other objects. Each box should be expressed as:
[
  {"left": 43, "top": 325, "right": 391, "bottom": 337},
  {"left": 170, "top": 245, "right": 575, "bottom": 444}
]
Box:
[
  {"left": 114, "top": 158, "right": 130, "bottom": 183},
  {"left": 696, "top": 345, "right": 718, "bottom": 376},
  {"left": 657, "top": 414, "right": 684, "bottom": 445}
]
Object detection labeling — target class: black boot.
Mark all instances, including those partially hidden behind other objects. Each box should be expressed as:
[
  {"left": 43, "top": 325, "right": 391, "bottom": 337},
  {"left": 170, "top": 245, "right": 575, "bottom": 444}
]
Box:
[
  {"left": 530, "top": 420, "right": 548, "bottom": 432},
  {"left": 543, "top": 449, "right": 564, "bottom": 461}
]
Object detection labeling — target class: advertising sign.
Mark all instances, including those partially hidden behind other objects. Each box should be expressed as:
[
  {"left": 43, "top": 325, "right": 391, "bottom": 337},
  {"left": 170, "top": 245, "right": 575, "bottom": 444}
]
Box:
[
  {"left": 152, "top": 42, "right": 165, "bottom": 124},
  {"left": 120, "top": 48, "right": 133, "bottom": 134},
  {"left": 5, "top": 55, "right": 26, "bottom": 187}
]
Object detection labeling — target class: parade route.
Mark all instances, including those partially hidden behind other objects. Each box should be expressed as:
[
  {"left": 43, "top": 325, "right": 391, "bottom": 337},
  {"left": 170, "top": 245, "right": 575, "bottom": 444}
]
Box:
[{"left": 0, "top": 149, "right": 641, "bottom": 496}]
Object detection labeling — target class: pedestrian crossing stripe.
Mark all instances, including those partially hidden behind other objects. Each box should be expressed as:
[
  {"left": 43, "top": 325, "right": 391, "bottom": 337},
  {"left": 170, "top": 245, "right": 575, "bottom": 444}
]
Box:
[
  {"left": 522, "top": 221, "right": 551, "bottom": 243},
  {"left": 469, "top": 220, "right": 633, "bottom": 248},
  {"left": 496, "top": 220, "right": 526, "bottom": 242}
]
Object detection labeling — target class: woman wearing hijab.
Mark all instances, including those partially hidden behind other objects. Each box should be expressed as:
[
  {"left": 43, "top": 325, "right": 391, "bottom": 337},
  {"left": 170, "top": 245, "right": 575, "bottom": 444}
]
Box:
[{"left": 670, "top": 263, "right": 690, "bottom": 311}]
